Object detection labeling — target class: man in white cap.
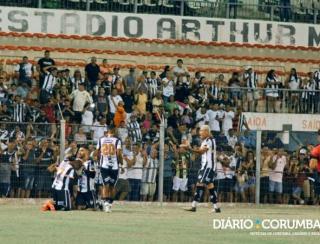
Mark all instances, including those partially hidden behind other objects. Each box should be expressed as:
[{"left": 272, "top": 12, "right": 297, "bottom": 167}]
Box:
[{"left": 185, "top": 124, "right": 221, "bottom": 213}]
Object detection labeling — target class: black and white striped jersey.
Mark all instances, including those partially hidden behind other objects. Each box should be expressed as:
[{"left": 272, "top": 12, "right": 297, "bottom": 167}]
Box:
[
  {"left": 52, "top": 160, "right": 74, "bottom": 191},
  {"left": 78, "top": 160, "right": 96, "bottom": 193},
  {"left": 200, "top": 137, "right": 217, "bottom": 172},
  {"left": 97, "top": 136, "right": 122, "bottom": 170}
]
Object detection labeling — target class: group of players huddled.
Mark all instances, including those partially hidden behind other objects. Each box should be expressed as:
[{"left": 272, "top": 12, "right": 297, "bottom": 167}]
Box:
[
  {"left": 42, "top": 126, "right": 121, "bottom": 212},
  {"left": 42, "top": 124, "right": 222, "bottom": 213}
]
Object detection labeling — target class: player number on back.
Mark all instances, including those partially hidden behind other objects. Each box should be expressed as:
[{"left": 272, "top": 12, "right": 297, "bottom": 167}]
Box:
[{"left": 101, "top": 143, "right": 116, "bottom": 156}]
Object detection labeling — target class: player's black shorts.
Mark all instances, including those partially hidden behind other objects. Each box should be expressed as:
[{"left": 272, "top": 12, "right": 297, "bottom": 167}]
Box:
[
  {"left": 101, "top": 168, "right": 119, "bottom": 186},
  {"left": 197, "top": 167, "right": 215, "bottom": 185},
  {"left": 52, "top": 189, "right": 72, "bottom": 211},
  {"left": 76, "top": 191, "right": 96, "bottom": 209}
]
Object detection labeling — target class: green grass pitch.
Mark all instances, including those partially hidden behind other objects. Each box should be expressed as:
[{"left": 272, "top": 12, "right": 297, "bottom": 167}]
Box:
[{"left": 0, "top": 200, "right": 319, "bottom": 244}]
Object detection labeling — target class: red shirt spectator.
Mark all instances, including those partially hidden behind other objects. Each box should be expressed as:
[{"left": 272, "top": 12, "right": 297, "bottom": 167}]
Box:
[
  {"left": 42, "top": 101, "right": 56, "bottom": 123},
  {"left": 310, "top": 145, "right": 320, "bottom": 173}
]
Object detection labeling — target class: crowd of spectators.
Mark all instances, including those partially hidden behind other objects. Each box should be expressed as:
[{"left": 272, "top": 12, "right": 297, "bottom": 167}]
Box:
[{"left": 0, "top": 51, "right": 319, "bottom": 205}]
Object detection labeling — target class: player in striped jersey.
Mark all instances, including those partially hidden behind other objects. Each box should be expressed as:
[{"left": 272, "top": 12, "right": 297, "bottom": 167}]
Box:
[
  {"left": 185, "top": 125, "right": 221, "bottom": 213},
  {"left": 42, "top": 156, "right": 82, "bottom": 211},
  {"left": 76, "top": 147, "right": 96, "bottom": 210},
  {"left": 95, "top": 126, "right": 123, "bottom": 212}
]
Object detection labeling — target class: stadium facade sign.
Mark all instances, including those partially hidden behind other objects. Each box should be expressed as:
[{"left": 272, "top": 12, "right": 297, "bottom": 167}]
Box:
[
  {"left": 1, "top": 6, "right": 320, "bottom": 47},
  {"left": 243, "top": 112, "right": 320, "bottom": 132}
]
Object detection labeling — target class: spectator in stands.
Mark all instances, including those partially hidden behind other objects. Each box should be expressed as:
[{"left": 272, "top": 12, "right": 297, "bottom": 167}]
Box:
[
  {"left": 37, "top": 50, "right": 56, "bottom": 88},
  {"left": 173, "top": 59, "right": 189, "bottom": 83},
  {"left": 194, "top": 104, "right": 207, "bottom": 128},
  {"left": 13, "top": 95, "right": 29, "bottom": 123},
  {"left": 121, "top": 88, "right": 134, "bottom": 121},
  {"left": 175, "top": 79, "right": 190, "bottom": 103},
  {"left": 148, "top": 71, "right": 160, "bottom": 98},
  {"left": 227, "top": 128, "right": 238, "bottom": 149},
  {"left": 165, "top": 95, "right": 179, "bottom": 116},
  {"left": 163, "top": 144, "right": 174, "bottom": 201},
  {"left": 239, "top": 130, "right": 255, "bottom": 149},
  {"left": 116, "top": 138, "right": 132, "bottom": 200},
  {"left": 204, "top": 103, "right": 219, "bottom": 136},
  {"left": 0, "top": 140, "right": 16, "bottom": 197},
  {"left": 127, "top": 114, "right": 142, "bottom": 143},
  {"left": 124, "top": 68, "right": 136, "bottom": 91},
  {"left": 81, "top": 103, "right": 94, "bottom": 134},
  {"left": 40, "top": 66, "right": 58, "bottom": 104},
  {"left": 85, "top": 57, "right": 100, "bottom": 89},
  {"left": 114, "top": 101, "right": 126, "bottom": 128},
  {"left": 94, "top": 87, "right": 108, "bottom": 118},
  {"left": 0, "top": 123, "right": 9, "bottom": 141},
  {"left": 61, "top": 99, "right": 75, "bottom": 120},
  {"left": 268, "top": 148, "right": 287, "bottom": 204},
  {"left": 108, "top": 88, "right": 123, "bottom": 123},
  {"left": 20, "top": 139, "right": 36, "bottom": 198},
  {"left": 286, "top": 68, "right": 300, "bottom": 113},
  {"left": 243, "top": 66, "right": 259, "bottom": 112},
  {"left": 10, "top": 140, "right": 19, "bottom": 198},
  {"left": 162, "top": 71, "right": 175, "bottom": 103},
  {"left": 117, "top": 121, "right": 128, "bottom": 143},
  {"left": 0, "top": 78, "right": 8, "bottom": 104},
  {"left": 15, "top": 56, "right": 34, "bottom": 88},
  {"left": 301, "top": 72, "right": 316, "bottom": 113},
  {"left": 152, "top": 91, "right": 164, "bottom": 115},
  {"left": 265, "top": 69, "right": 281, "bottom": 113},
  {"left": 34, "top": 139, "right": 54, "bottom": 198},
  {"left": 135, "top": 74, "right": 148, "bottom": 94},
  {"left": 282, "top": 155, "right": 294, "bottom": 204},
  {"left": 99, "top": 59, "right": 109, "bottom": 75},
  {"left": 135, "top": 89, "right": 148, "bottom": 114},
  {"left": 167, "top": 108, "right": 181, "bottom": 129},
  {"left": 297, "top": 147, "right": 312, "bottom": 204},
  {"left": 74, "top": 127, "right": 87, "bottom": 144},
  {"left": 70, "top": 69, "right": 85, "bottom": 92},
  {"left": 141, "top": 149, "right": 158, "bottom": 201},
  {"left": 127, "top": 143, "right": 146, "bottom": 201},
  {"left": 222, "top": 104, "right": 235, "bottom": 136},
  {"left": 91, "top": 117, "right": 107, "bottom": 142},
  {"left": 228, "top": 72, "right": 242, "bottom": 107},
  {"left": 172, "top": 145, "right": 189, "bottom": 202},
  {"left": 260, "top": 147, "right": 271, "bottom": 203},
  {"left": 70, "top": 83, "right": 93, "bottom": 124},
  {"left": 112, "top": 67, "right": 122, "bottom": 90},
  {"left": 156, "top": 64, "right": 167, "bottom": 78},
  {"left": 42, "top": 98, "right": 57, "bottom": 138}
]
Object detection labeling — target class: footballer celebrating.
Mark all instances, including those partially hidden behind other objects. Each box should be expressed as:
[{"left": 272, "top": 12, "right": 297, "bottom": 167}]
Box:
[
  {"left": 42, "top": 155, "right": 82, "bottom": 211},
  {"left": 76, "top": 147, "right": 97, "bottom": 210},
  {"left": 186, "top": 125, "right": 221, "bottom": 213},
  {"left": 96, "top": 126, "right": 123, "bottom": 212}
]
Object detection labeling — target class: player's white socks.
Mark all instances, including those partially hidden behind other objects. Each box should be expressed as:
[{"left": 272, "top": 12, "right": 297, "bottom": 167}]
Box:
[
  {"left": 212, "top": 203, "right": 218, "bottom": 209},
  {"left": 191, "top": 201, "right": 198, "bottom": 208}
]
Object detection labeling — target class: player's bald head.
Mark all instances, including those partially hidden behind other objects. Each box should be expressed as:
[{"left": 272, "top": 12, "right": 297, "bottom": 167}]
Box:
[
  {"left": 200, "top": 125, "right": 210, "bottom": 132},
  {"left": 199, "top": 125, "right": 211, "bottom": 139}
]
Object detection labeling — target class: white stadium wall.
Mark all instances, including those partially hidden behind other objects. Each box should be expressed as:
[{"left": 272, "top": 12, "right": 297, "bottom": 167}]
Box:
[{"left": 1, "top": 6, "right": 320, "bottom": 47}]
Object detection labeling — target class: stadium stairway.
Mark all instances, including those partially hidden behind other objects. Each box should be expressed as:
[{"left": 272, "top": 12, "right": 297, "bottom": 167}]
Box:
[{"left": 0, "top": 31, "right": 319, "bottom": 79}]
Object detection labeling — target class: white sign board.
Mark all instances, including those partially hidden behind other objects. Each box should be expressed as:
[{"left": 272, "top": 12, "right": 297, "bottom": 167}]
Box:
[
  {"left": 243, "top": 112, "right": 320, "bottom": 132},
  {"left": 1, "top": 6, "right": 320, "bottom": 47}
]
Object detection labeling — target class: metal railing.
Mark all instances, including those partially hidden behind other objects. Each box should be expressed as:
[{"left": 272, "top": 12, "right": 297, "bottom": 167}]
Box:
[{"left": 1, "top": 0, "right": 320, "bottom": 24}]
